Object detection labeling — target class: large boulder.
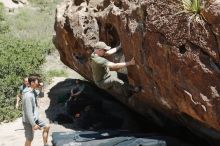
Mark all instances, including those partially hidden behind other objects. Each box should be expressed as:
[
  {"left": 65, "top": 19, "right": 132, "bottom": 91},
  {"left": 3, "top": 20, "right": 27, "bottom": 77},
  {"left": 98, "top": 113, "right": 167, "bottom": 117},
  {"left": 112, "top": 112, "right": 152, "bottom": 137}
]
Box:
[{"left": 53, "top": 0, "right": 220, "bottom": 140}]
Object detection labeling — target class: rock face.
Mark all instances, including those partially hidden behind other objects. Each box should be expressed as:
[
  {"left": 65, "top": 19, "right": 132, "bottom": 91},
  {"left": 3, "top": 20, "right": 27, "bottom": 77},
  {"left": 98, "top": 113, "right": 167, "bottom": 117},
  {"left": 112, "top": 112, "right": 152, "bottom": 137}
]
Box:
[{"left": 53, "top": 0, "right": 220, "bottom": 140}]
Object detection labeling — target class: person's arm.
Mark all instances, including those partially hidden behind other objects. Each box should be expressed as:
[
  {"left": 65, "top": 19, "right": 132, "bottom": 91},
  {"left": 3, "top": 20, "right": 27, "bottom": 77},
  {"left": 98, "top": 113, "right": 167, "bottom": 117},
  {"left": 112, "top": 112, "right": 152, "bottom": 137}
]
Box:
[
  {"left": 15, "top": 86, "right": 23, "bottom": 109},
  {"left": 38, "top": 82, "right": 44, "bottom": 98},
  {"left": 23, "top": 95, "right": 41, "bottom": 130},
  {"left": 106, "top": 57, "right": 135, "bottom": 70},
  {"left": 105, "top": 43, "right": 121, "bottom": 56},
  {"left": 16, "top": 93, "right": 21, "bottom": 99},
  {"left": 15, "top": 93, "right": 21, "bottom": 109}
]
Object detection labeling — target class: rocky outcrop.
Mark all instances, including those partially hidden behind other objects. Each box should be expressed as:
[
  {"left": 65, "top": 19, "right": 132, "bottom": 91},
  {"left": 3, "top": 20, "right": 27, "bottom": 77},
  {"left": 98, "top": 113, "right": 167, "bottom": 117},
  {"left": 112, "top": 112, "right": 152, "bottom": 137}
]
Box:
[{"left": 53, "top": 0, "right": 220, "bottom": 140}]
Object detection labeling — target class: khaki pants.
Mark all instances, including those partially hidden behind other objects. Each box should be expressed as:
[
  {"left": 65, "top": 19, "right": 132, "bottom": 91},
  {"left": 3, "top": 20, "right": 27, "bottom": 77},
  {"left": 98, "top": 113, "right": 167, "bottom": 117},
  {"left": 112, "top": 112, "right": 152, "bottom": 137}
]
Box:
[{"left": 97, "top": 71, "right": 131, "bottom": 97}]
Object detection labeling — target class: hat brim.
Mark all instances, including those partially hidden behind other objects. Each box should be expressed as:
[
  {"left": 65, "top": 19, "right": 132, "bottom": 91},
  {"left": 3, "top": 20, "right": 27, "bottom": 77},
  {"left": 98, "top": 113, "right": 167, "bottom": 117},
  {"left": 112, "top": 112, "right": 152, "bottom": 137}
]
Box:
[
  {"left": 71, "top": 84, "right": 85, "bottom": 96},
  {"left": 103, "top": 46, "right": 111, "bottom": 51}
]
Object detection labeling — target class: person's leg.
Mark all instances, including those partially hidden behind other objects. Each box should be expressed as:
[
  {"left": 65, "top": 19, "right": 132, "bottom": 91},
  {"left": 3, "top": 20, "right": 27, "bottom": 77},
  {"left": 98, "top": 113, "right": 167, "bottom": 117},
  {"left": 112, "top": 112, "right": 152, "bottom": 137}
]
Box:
[
  {"left": 15, "top": 95, "right": 20, "bottom": 109},
  {"left": 25, "top": 140, "right": 32, "bottom": 146},
  {"left": 117, "top": 72, "right": 129, "bottom": 83},
  {"left": 42, "top": 125, "right": 50, "bottom": 145},
  {"left": 36, "top": 119, "right": 50, "bottom": 145},
  {"left": 101, "top": 76, "right": 130, "bottom": 96},
  {"left": 100, "top": 72, "right": 141, "bottom": 97},
  {"left": 106, "top": 77, "right": 141, "bottom": 97},
  {"left": 23, "top": 122, "right": 34, "bottom": 146}
]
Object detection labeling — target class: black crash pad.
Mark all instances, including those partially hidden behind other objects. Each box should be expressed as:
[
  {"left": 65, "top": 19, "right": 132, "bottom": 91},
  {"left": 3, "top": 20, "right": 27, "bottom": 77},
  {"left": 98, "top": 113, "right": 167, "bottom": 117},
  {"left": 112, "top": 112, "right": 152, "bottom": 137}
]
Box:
[{"left": 52, "top": 130, "right": 166, "bottom": 146}]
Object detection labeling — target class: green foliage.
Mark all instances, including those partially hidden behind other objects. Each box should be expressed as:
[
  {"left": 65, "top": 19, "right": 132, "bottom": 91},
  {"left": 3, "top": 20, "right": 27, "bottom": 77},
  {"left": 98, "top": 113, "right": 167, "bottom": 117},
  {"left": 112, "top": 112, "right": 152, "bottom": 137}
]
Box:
[
  {"left": 29, "top": 0, "right": 61, "bottom": 12},
  {"left": 47, "top": 70, "right": 68, "bottom": 78},
  {"left": 0, "top": 3, "right": 4, "bottom": 21},
  {"left": 0, "top": 36, "right": 47, "bottom": 122},
  {"left": 0, "top": 106, "right": 22, "bottom": 122},
  {"left": 0, "top": 36, "right": 47, "bottom": 79},
  {"left": 29, "top": 0, "right": 49, "bottom": 4},
  {"left": 182, "top": 0, "right": 201, "bottom": 14},
  {"left": 44, "top": 69, "right": 68, "bottom": 84},
  {"left": 5, "top": 7, "right": 54, "bottom": 43},
  {"left": 191, "top": 0, "right": 200, "bottom": 14},
  {"left": 0, "top": 3, "right": 9, "bottom": 34}
]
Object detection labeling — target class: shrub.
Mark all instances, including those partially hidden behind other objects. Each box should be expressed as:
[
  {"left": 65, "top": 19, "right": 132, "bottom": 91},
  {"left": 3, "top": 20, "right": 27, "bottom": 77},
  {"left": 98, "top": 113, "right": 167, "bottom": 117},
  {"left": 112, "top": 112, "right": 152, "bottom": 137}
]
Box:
[
  {"left": 0, "top": 36, "right": 48, "bottom": 122},
  {"left": 0, "top": 37, "right": 47, "bottom": 77},
  {"left": 182, "top": 0, "right": 201, "bottom": 14}
]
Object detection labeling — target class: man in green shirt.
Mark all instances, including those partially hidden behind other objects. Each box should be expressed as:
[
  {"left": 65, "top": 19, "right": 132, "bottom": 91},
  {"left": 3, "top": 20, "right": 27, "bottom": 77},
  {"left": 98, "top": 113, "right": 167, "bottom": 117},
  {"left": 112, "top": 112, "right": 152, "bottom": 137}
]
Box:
[{"left": 91, "top": 41, "right": 141, "bottom": 97}]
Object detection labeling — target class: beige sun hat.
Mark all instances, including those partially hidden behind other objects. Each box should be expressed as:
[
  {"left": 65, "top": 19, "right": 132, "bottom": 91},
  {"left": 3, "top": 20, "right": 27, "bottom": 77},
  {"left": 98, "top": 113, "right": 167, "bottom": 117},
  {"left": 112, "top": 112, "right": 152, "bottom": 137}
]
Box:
[{"left": 94, "top": 41, "right": 111, "bottom": 50}]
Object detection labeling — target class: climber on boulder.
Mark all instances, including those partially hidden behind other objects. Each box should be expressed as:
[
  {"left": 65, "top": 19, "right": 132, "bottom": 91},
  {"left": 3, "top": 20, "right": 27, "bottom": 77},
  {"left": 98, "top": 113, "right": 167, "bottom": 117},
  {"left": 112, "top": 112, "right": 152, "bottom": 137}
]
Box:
[{"left": 90, "top": 41, "right": 141, "bottom": 97}]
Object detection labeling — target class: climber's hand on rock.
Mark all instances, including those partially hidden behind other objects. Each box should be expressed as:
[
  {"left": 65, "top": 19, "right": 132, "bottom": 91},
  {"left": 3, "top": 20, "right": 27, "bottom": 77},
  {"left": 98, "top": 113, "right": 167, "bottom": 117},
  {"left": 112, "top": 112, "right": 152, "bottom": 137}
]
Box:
[{"left": 129, "top": 57, "right": 135, "bottom": 65}]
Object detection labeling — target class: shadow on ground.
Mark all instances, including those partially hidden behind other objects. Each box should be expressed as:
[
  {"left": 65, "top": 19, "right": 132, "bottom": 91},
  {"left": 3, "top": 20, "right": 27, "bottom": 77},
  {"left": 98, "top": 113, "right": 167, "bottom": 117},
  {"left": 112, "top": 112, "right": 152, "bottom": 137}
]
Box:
[{"left": 46, "top": 78, "right": 210, "bottom": 146}]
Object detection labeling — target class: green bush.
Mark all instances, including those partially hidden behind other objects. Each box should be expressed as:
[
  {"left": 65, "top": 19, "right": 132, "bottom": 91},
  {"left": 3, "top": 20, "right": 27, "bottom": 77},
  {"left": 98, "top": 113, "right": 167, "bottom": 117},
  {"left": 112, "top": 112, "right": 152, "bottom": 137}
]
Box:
[
  {"left": 0, "top": 36, "right": 48, "bottom": 122},
  {"left": 0, "top": 37, "right": 47, "bottom": 77},
  {"left": 0, "top": 105, "right": 22, "bottom": 122}
]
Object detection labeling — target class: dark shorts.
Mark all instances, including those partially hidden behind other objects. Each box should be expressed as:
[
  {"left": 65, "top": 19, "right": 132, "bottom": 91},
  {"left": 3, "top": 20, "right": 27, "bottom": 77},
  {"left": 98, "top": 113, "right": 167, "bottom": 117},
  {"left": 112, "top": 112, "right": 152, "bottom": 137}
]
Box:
[{"left": 23, "top": 119, "right": 47, "bottom": 141}]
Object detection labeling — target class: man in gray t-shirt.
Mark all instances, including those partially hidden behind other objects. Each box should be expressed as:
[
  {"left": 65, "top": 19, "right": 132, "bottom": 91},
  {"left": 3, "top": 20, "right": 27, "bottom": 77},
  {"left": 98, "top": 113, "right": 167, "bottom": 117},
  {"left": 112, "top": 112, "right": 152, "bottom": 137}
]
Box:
[{"left": 22, "top": 75, "right": 50, "bottom": 146}]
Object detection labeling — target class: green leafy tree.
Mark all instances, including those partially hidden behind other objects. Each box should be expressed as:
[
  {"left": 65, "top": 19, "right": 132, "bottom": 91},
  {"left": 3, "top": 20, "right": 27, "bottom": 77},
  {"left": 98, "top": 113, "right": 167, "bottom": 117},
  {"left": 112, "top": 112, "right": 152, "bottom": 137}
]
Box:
[{"left": 0, "top": 36, "right": 48, "bottom": 122}]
